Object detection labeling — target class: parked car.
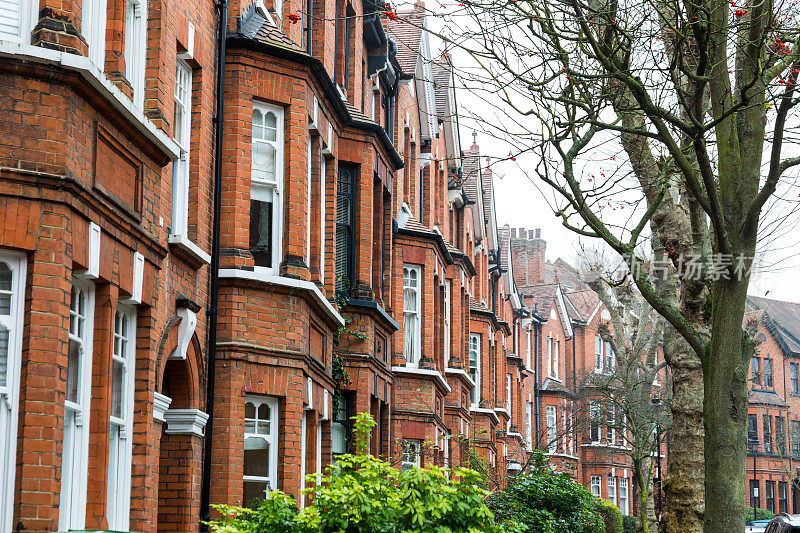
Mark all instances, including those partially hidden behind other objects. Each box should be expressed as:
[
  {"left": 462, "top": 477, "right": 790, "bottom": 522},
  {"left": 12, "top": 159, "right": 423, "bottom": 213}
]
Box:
[
  {"left": 765, "top": 514, "right": 800, "bottom": 533},
  {"left": 748, "top": 519, "right": 772, "bottom": 533}
]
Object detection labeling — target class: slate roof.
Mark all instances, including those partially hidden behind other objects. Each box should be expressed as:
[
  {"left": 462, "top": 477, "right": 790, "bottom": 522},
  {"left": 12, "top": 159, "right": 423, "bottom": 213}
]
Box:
[
  {"left": 564, "top": 290, "right": 600, "bottom": 323},
  {"left": 541, "top": 377, "right": 572, "bottom": 395},
  {"left": 432, "top": 58, "right": 452, "bottom": 119},
  {"left": 545, "top": 258, "right": 589, "bottom": 292},
  {"left": 461, "top": 144, "right": 480, "bottom": 204},
  {"left": 747, "top": 296, "right": 800, "bottom": 352},
  {"left": 498, "top": 225, "right": 511, "bottom": 272},
  {"left": 242, "top": 10, "right": 305, "bottom": 52},
  {"left": 384, "top": 6, "right": 425, "bottom": 75},
  {"left": 481, "top": 166, "right": 493, "bottom": 226},
  {"left": 749, "top": 389, "right": 788, "bottom": 407},
  {"left": 519, "top": 283, "right": 558, "bottom": 319},
  {"left": 469, "top": 297, "right": 492, "bottom": 314}
]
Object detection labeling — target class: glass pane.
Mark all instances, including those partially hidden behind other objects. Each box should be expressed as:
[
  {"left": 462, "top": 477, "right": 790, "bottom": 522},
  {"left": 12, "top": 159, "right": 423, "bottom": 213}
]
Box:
[
  {"left": 336, "top": 195, "right": 350, "bottom": 224},
  {"left": 264, "top": 112, "right": 277, "bottom": 141},
  {"left": 66, "top": 339, "right": 81, "bottom": 404},
  {"left": 0, "top": 294, "right": 9, "bottom": 316},
  {"left": 257, "top": 421, "right": 271, "bottom": 435},
  {"left": 243, "top": 480, "right": 268, "bottom": 505},
  {"left": 245, "top": 402, "right": 256, "bottom": 419},
  {"left": 258, "top": 403, "right": 269, "bottom": 420},
  {"left": 245, "top": 419, "right": 256, "bottom": 434},
  {"left": 174, "top": 104, "right": 184, "bottom": 145},
  {"left": 111, "top": 359, "right": 123, "bottom": 418},
  {"left": 252, "top": 108, "right": 263, "bottom": 139},
  {"left": 0, "top": 325, "right": 8, "bottom": 388},
  {"left": 252, "top": 142, "right": 276, "bottom": 182},
  {"left": 244, "top": 436, "right": 269, "bottom": 477},
  {"left": 332, "top": 423, "right": 347, "bottom": 454},
  {"left": 250, "top": 199, "right": 274, "bottom": 268},
  {"left": 0, "top": 262, "right": 11, "bottom": 291}
]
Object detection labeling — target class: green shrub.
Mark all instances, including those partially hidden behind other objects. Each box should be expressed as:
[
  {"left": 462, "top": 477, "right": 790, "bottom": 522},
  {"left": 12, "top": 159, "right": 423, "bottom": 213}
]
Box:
[
  {"left": 595, "top": 498, "right": 622, "bottom": 533},
  {"left": 208, "top": 412, "right": 499, "bottom": 533},
  {"left": 746, "top": 507, "right": 776, "bottom": 522},
  {"left": 622, "top": 515, "right": 636, "bottom": 533},
  {"left": 488, "top": 452, "right": 603, "bottom": 533}
]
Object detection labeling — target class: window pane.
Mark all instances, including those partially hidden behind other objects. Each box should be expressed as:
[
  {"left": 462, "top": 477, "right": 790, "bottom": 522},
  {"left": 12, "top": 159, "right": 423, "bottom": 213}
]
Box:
[
  {"left": 258, "top": 403, "right": 270, "bottom": 420},
  {"left": 243, "top": 480, "right": 268, "bottom": 504},
  {"left": 111, "top": 359, "right": 123, "bottom": 418},
  {"left": 252, "top": 142, "right": 276, "bottom": 182},
  {"left": 332, "top": 423, "right": 347, "bottom": 455},
  {"left": 250, "top": 198, "right": 274, "bottom": 268},
  {"left": 0, "top": 262, "right": 11, "bottom": 291},
  {"left": 252, "top": 108, "right": 263, "bottom": 138},
  {"left": 0, "top": 325, "right": 8, "bottom": 388},
  {"left": 244, "top": 436, "right": 269, "bottom": 477},
  {"left": 66, "top": 339, "right": 81, "bottom": 403},
  {"left": 264, "top": 112, "right": 277, "bottom": 141},
  {"left": 245, "top": 402, "right": 256, "bottom": 419}
]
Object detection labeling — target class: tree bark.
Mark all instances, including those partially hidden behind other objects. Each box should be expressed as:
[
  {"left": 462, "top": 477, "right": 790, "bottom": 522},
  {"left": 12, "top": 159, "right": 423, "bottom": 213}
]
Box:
[{"left": 634, "top": 458, "right": 651, "bottom": 533}]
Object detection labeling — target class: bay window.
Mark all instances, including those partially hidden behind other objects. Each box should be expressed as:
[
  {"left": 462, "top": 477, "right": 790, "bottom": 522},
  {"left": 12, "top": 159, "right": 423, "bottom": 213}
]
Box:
[
  {"left": 60, "top": 281, "right": 95, "bottom": 531},
  {"left": 243, "top": 396, "right": 279, "bottom": 503},
  {"left": 525, "top": 401, "right": 532, "bottom": 451},
  {"left": 84, "top": 0, "right": 108, "bottom": 66},
  {"left": 401, "top": 439, "right": 422, "bottom": 471},
  {"left": 505, "top": 374, "right": 512, "bottom": 414},
  {"left": 107, "top": 307, "right": 136, "bottom": 530},
  {"left": 589, "top": 401, "right": 600, "bottom": 443},
  {"left": 124, "top": 0, "right": 147, "bottom": 108},
  {"left": 335, "top": 164, "right": 357, "bottom": 294},
  {"left": 444, "top": 280, "right": 451, "bottom": 366},
  {"left": 170, "top": 59, "right": 192, "bottom": 244},
  {"left": 591, "top": 475, "right": 602, "bottom": 497},
  {"left": 469, "top": 334, "right": 480, "bottom": 407},
  {"left": 402, "top": 266, "right": 421, "bottom": 367},
  {"left": 594, "top": 335, "right": 602, "bottom": 372},
  {"left": 608, "top": 476, "right": 617, "bottom": 505},
  {"left": 331, "top": 392, "right": 352, "bottom": 459},
  {"left": 619, "top": 478, "right": 628, "bottom": 514},
  {"left": 0, "top": 253, "right": 25, "bottom": 532},
  {"left": 251, "top": 103, "right": 284, "bottom": 273}
]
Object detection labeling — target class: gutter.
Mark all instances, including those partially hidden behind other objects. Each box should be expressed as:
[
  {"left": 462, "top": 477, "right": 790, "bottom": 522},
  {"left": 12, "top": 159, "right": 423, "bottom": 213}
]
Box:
[
  {"left": 200, "top": 0, "right": 227, "bottom": 527},
  {"left": 534, "top": 303, "right": 540, "bottom": 450}
]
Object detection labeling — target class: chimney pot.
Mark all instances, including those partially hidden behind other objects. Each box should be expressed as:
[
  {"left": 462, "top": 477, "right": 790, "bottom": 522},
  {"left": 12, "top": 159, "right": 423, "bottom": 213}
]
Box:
[
  {"left": 511, "top": 228, "right": 517, "bottom": 238},
  {"left": 534, "top": 228, "right": 541, "bottom": 239},
  {"left": 528, "top": 230, "right": 536, "bottom": 239}
]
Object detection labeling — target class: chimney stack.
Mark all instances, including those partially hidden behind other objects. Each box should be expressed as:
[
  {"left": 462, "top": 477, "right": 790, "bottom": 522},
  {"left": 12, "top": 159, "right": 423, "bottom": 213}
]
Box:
[{"left": 509, "top": 227, "right": 547, "bottom": 287}]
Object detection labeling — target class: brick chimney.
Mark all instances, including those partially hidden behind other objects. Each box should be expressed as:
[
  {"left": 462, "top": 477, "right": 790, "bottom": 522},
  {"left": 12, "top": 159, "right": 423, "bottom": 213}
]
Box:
[{"left": 510, "top": 228, "right": 546, "bottom": 286}]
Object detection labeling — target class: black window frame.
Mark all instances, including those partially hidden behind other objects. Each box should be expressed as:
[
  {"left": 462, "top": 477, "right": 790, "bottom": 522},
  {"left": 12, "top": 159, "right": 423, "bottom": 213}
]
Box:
[
  {"left": 332, "top": 390, "right": 354, "bottom": 459},
  {"left": 748, "top": 413, "right": 759, "bottom": 448},
  {"left": 767, "top": 480, "right": 776, "bottom": 513},
  {"left": 780, "top": 481, "right": 789, "bottom": 514},
  {"left": 751, "top": 479, "right": 761, "bottom": 510}
]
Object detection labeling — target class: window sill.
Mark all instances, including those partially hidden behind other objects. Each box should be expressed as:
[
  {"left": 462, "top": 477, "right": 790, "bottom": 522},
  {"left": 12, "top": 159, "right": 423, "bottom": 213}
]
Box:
[
  {"left": 0, "top": 41, "right": 180, "bottom": 163},
  {"left": 444, "top": 368, "right": 476, "bottom": 388},
  {"left": 546, "top": 452, "right": 579, "bottom": 460},
  {"left": 391, "top": 366, "right": 451, "bottom": 393},
  {"left": 469, "top": 407, "right": 500, "bottom": 425},
  {"left": 169, "top": 234, "right": 211, "bottom": 267},
  {"left": 219, "top": 269, "right": 345, "bottom": 327}
]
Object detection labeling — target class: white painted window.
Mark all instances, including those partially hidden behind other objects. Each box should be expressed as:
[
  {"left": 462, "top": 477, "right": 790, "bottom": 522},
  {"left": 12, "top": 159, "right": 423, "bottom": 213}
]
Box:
[
  {"left": 299, "top": 411, "right": 307, "bottom": 507},
  {"left": 83, "top": 0, "right": 108, "bottom": 67},
  {"left": 124, "top": 0, "right": 147, "bottom": 108},
  {"left": 608, "top": 476, "right": 617, "bottom": 505},
  {"left": 594, "top": 335, "right": 602, "bottom": 372},
  {"left": 469, "top": 334, "right": 480, "bottom": 407},
  {"left": 243, "top": 395, "right": 279, "bottom": 503},
  {"left": 60, "top": 281, "right": 95, "bottom": 531},
  {"left": 552, "top": 338, "right": 560, "bottom": 379},
  {"left": 505, "top": 374, "right": 512, "bottom": 414},
  {"left": 251, "top": 103, "right": 285, "bottom": 273},
  {"left": 444, "top": 280, "right": 451, "bottom": 366},
  {"left": 607, "top": 402, "right": 616, "bottom": 444},
  {"left": 403, "top": 266, "right": 421, "bottom": 367},
  {"left": 526, "top": 327, "right": 531, "bottom": 369},
  {"left": 0, "top": 0, "right": 37, "bottom": 43},
  {"left": 171, "top": 60, "right": 192, "bottom": 242},
  {"left": 591, "top": 475, "right": 602, "bottom": 497},
  {"left": 319, "top": 157, "right": 326, "bottom": 282},
  {"left": 525, "top": 401, "right": 533, "bottom": 451},
  {"left": 547, "top": 336, "right": 553, "bottom": 377},
  {"left": 569, "top": 408, "right": 574, "bottom": 454},
  {"left": 107, "top": 306, "right": 136, "bottom": 530},
  {"left": 0, "top": 253, "right": 25, "bottom": 533},
  {"left": 590, "top": 401, "right": 600, "bottom": 443},
  {"left": 546, "top": 405, "right": 557, "bottom": 453},
  {"left": 605, "top": 341, "right": 614, "bottom": 372},
  {"left": 619, "top": 478, "right": 629, "bottom": 515},
  {"left": 402, "top": 439, "right": 422, "bottom": 471},
  {"left": 306, "top": 141, "right": 312, "bottom": 262}
]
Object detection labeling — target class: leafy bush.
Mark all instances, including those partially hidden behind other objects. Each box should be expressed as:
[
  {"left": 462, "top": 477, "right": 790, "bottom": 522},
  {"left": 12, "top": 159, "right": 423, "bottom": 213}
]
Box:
[
  {"left": 746, "top": 507, "right": 776, "bottom": 522},
  {"left": 595, "top": 498, "right": 623, "bottom": 533},
  {"left": 488, "top": 452, "right": 603, "bottom": 533},
  {"left": 622, "top": 515, "right": 636, "bottom": 533},
  {"left": 208, "top": 412, "right": 499, "bottom": 533}
]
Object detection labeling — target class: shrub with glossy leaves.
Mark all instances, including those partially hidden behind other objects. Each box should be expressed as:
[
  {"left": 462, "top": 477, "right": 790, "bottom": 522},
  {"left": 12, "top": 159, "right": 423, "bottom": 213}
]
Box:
[
  {"left": 488, "top": 452, "right": 603, "bottom": 533},
  {"left": 208, "top": 412, "right": 499, "bottom": 533},
  {"left": 595, "top": 498, "right": 623, "bottom": 533}
]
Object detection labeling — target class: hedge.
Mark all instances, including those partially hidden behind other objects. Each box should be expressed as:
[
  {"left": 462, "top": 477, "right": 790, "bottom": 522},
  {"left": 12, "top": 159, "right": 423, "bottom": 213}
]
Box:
[{"left": 596, "top": 498, "right": 623, "bottom": 533}]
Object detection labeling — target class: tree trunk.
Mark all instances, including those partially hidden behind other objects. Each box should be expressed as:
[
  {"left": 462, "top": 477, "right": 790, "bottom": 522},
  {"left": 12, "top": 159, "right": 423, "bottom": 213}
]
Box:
[
  {"left": 660, "top": 328, "right": 705, "bottom": 533},
  {"left": 703, "top": 279, "right": 751, "bottom": 533},
  {"left": 634, "top": 458, "right": 651, "bottom": 533}
]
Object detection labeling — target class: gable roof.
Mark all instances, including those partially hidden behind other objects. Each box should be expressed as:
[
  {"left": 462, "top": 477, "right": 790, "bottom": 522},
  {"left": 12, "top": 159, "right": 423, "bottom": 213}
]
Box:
[
  {"left": 746, "top": 295, "right": 800, "bottom": 354},
  {"left": 545, "top": 258, "right": 589, "bottom": 292},
  {"left": 432, "top": 58, "right": 451, "bottom": 119},
  {"left": 563, "top": 290, "right": 601, "bottom": 323},
  {"left": 384, "top": 6, "right": 425, "bottom": 75}
]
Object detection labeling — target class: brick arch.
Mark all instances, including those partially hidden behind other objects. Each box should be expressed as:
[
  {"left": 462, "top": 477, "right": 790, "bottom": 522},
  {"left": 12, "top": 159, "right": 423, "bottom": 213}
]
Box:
[{"left": 155, "top": 316, "right": 202, "bottom": 410}]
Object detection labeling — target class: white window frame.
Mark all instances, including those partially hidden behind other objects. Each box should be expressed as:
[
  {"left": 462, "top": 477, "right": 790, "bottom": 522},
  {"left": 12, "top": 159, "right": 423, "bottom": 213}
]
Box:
[
  {"left": 402, "top": 265, "right": 422, "bottom": 367},
  {"left": 619, "top": 477, "right": 629, "bottom": 515},
  {"left": 591, "top": 475, "right": 602, "bottom": 497},
  {"left": 402, "top": 439, "right": 422, "bottom": 471},
  {"left": 469, "top": 333, "right": 481, "bottom": 407},
  {"left": 0, "top": 252, "right": 25, "bottom": 533},
  {"left": 594, "top": 335, "right": 602, "bottom": 373},
  {"left": 243, "top": 395, "right": 279, "bottom": 498},
  {"left": 59, "top": 279, "right": 95, "bottom": 531},
  {"left": 525, "top": 401, "right": 533, "bottom": 451},
  {"left": 83, "top": 0, "right": 108, "bottom": 67},
  {"left": 547, "top": 335, "right": 553, "bottom": 377},
  {"left": 546, "top": 405, "right": 557, "bottom": 453},
  {"left": 505, "top": 374, "right": 512, "bottom": 414},
  {"left": 552, "top": 338, "right": 560, "bottom": 379},
  {"left": 306, "top": 141, "right": 312, "bottom": 262},
  {"left": 170, "top": 59, "right": 193, "bottom": 243},
  {"left": 299, "top": 410, "right": 307, "bottom": 507},
  {"left": 319, "top": 156, "right": 326, "bottom": 283},
  {"left": 0, "top": 0, "right": 38, "bottom": 43},
  {"left": 605, "top": 341, "right": 614, "bottom": 372},
  {"left": 251, "top": 102, "right": 285, "bottom": 275},
  {"left": 607, "top": 402, "right": 616, "bottom": 444},
  {"left": 608, "top": 476, "right": 617, "bottom": 505},
  {"left": 107, "top": 305, "right": 136, "bottom": 531},
  {"left": 124, "top": 0, "right": 147, "bottom": 108},
  {"left": 444, "top": 280, "right": 451, "bottom": 366},
  {"left": 590, "top": 401, "right": 600, "bottom": 443},
  {"left": 526, "top": 327, "right": 531, "bottom": 369}
]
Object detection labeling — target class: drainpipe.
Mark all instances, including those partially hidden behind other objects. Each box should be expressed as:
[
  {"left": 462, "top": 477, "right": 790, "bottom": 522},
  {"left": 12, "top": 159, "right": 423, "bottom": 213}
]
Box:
[
  {"left": 534, "top": 303, "right": 540, "bottom": 449},
  {"left": 200, "top": 0, "right": 227, "bottom": 528},
  {"left": 572, "top": 333, "right": 577, "bottom": 392}
]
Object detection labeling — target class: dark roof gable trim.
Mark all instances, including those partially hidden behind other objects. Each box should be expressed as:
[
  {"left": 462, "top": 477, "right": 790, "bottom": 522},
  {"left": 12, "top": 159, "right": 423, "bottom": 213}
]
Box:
[{"left": 226, "top": 34, "right": 405, "bottom": 169}]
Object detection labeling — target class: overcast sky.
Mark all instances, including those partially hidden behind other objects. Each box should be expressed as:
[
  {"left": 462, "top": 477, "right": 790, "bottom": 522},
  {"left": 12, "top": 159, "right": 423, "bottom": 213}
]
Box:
[{"left": 411, "top": 2, "right": 800, "bottom": 304}]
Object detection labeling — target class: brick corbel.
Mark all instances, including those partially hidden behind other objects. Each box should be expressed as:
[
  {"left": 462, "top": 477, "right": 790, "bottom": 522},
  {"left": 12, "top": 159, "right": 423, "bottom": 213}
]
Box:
[{"left": 31, "top": 7, "right": 88, "bottom": 56}]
